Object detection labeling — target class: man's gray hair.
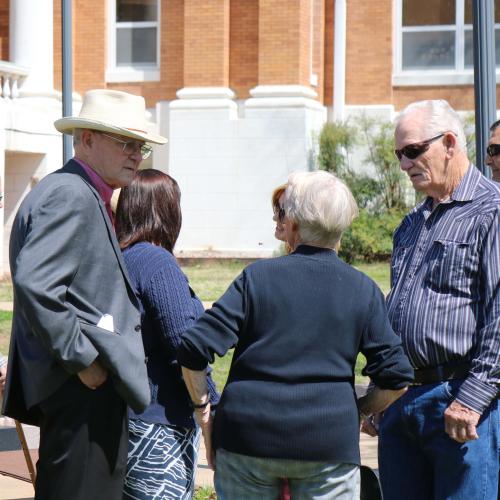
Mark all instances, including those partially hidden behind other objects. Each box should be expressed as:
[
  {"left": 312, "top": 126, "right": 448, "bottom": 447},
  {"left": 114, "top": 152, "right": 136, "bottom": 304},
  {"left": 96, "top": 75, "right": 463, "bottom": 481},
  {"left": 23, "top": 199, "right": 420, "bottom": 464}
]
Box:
[
  {"left": 284, "top": 170, "right": 358, "bottom": 248},
  {"left": 396, "top": 99, "right": 467, "bottom": 151}
]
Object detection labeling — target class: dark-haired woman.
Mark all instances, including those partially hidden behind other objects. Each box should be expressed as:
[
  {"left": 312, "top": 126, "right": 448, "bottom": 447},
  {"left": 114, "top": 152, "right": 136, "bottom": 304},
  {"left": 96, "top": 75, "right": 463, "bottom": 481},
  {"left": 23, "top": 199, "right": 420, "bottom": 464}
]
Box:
[{"left": 116, "top": 169, "right": 218, "bottom": 500}]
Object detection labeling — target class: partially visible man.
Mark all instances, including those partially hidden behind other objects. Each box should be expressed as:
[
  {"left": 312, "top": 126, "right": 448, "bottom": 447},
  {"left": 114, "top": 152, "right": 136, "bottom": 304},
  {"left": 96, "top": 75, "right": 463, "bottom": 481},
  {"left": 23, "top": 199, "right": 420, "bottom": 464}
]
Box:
[
  {"left": 486, "top": 119, "right": 500, "bottom": 182},
  {"left": 364, "top": 100, "right": 500, "bottom": 500},
  {"left": 1, "top": 89, "right": 167, "bottom": 500}
]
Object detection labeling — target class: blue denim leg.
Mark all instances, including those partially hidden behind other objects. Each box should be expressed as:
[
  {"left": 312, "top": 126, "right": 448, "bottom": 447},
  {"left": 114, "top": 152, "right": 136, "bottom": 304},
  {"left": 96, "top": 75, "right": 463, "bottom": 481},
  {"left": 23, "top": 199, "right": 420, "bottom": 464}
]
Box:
[
  {"left": 379, "top": 381, "right": 499, "bottom": 500},
  {"left": 214, "top": 448, "right": 360, "bottom": 500}
]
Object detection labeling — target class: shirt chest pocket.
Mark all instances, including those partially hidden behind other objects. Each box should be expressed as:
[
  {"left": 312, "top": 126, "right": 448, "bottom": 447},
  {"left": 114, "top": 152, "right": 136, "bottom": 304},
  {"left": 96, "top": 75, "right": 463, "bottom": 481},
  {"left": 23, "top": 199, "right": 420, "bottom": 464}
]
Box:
[{"left": 425, "top": 239, "right": 477, "bottom": 293}]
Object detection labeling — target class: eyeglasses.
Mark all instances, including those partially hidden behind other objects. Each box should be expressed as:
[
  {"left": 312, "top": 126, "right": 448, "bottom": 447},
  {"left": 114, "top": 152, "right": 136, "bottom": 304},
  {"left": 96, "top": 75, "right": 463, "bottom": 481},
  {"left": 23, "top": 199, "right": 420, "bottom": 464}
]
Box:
[
  {"left": 274, "top": 206, "right": 285, "bottom": 222},
  {"left": 99, "top": 132, "right": 153, "bottom": 160},
  {"left": 486, "top": 144, "right": 500, "bottom": 157},
  {"left": 394, "top": 133, "right": 445, "bottom": 161}
]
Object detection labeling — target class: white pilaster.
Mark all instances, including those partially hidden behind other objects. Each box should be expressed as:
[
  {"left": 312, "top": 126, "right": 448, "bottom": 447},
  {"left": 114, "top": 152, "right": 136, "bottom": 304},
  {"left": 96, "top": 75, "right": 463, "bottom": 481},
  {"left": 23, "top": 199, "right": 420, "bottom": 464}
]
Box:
[
  {"left": 167, "top": 84, "right": 327, "bottom": 258},
  {"left": 10, "top": 0, "right": 55, "bottom": 96},
  {"left": 0, "top": 99, "right": 5, "bottom": 274}
]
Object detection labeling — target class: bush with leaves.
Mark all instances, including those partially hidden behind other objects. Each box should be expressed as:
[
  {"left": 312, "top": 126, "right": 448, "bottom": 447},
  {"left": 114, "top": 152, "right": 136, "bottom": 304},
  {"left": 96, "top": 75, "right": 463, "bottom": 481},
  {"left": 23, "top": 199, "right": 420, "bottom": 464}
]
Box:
[
  {"left": 339, "top": 208, "right": 407, "bottom": 263},
  {"left": 358, "top": 115, "right": 408, "bottom": 211},
  {"left": 316, "top": 117, "right": 413, "bottom": 261},
  {"left": 317, "top": 121, "right": 357, "bottom": 176}
]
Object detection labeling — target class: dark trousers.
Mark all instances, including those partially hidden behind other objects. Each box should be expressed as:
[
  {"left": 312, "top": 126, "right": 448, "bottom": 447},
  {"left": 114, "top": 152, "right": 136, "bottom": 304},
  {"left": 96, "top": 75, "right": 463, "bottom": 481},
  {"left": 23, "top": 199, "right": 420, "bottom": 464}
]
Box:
[{"left": 34, "top": 376, "right": 128, "bottom": 500}]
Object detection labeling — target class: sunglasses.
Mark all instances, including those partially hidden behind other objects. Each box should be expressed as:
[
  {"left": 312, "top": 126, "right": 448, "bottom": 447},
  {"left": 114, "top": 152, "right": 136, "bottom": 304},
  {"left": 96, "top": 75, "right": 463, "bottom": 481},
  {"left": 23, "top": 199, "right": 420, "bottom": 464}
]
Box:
[
  {"left": 486, "top": 144, "right": 500, "bottom": 157},
  {"left": 394, "top": 133, "right": 445, "bottom": 161}
]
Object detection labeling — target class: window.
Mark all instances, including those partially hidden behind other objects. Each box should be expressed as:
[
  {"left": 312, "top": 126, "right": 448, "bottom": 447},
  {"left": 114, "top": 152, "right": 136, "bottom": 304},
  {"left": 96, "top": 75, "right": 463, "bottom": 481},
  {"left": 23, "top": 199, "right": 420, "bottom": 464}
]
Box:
[
  {"left": 394, "top": 0, "right": 500, "bottom": 85},
  {"left": 106, "top": 0, "right": 160, "bottom": 83}
]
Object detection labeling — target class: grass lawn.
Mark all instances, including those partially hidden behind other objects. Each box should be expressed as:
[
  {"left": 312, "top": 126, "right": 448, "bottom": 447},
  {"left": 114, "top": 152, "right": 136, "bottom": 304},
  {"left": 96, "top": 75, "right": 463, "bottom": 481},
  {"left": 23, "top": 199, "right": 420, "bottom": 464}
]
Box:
[
  {"left": 181, "top": 259, "right": 248, "bottom": 302},
  {"left": 0, "top": 278, "right": 13, "bottom": 301},
  {"left": 354, "top": 261, "right": 391, "bottom": 295},
  {"left": 0, "top": 261, "right": 388, "bottom": 386},
  {"left": 0, "top": 311, "right": 12, "bottom": 355}
]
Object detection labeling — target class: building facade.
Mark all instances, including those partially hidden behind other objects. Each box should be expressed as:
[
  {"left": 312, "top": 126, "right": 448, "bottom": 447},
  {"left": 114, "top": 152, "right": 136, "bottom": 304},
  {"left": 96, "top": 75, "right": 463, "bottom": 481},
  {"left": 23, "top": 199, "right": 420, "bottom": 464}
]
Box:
[{"left": 0, "top": 0, "right": 497, "bottom": 271}]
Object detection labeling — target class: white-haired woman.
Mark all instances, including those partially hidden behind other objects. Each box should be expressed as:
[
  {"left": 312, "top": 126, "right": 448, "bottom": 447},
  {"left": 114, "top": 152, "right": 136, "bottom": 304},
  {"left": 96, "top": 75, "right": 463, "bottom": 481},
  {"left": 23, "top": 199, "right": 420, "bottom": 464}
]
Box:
[{"left": 178, "top": 170, "right": 414, "bottom": 499}]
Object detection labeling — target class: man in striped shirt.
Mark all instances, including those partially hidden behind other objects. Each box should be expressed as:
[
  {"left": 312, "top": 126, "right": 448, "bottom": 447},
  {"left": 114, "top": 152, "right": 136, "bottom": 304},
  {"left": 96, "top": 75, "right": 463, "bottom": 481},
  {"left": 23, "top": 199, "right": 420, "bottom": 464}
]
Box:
[{"left": 371, "top": 100, "right": 500, "bottom": 500}]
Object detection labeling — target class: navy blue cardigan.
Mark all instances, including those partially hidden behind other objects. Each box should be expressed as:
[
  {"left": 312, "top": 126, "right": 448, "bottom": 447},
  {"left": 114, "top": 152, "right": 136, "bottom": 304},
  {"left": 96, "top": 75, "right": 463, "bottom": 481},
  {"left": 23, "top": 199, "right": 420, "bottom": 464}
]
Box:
[
  {"left": 178, "top": 245, "right": 413, "bottom": 464},
  {"left": 123, "top": 242, "right": 218, "bottom": 427}
]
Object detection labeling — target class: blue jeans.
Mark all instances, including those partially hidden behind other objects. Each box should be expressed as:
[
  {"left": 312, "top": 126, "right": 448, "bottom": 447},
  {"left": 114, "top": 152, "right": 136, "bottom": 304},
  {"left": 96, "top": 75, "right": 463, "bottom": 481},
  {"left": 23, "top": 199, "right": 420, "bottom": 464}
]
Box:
[
  {"left": 378, "top": 380, "right": 499, "bottom": 500},
  {"left": 215, "top": 448, "right": 360, "bottom": 500}
]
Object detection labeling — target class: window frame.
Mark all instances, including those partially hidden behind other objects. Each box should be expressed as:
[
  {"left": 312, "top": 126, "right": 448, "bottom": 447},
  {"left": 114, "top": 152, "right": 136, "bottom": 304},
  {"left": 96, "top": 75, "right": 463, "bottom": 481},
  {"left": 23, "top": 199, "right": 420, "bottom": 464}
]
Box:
[
  {"left": 106, "top": 0, "right": 161, "bottom": 83},
  {"left": 393, "top": 0, "right": 500, "bottom": 86}
]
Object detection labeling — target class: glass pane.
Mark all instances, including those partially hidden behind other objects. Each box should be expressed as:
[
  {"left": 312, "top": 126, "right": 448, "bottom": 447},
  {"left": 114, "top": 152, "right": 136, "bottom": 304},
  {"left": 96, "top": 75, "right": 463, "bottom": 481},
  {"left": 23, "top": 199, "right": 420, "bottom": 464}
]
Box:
[
  {"left": 402, "top": 31, "right": 455, "bottom": 69},
  {"left": 116, "top": 27, "right": 157, "bottom": 65},
  {"left": 466, "top": 0, "right": 500, "bottom": 24},
  {"left": 403, "top": 0, "right": 455, "bottom": 26},
  {"left": 464, "top": 29, "right": 473, "bottom": 68},
  {"left": 117, "top": 0, "right": 157, "bottom": 22},
  {"left": 497, "top": 28, "right": 500, "bottom": 67}
]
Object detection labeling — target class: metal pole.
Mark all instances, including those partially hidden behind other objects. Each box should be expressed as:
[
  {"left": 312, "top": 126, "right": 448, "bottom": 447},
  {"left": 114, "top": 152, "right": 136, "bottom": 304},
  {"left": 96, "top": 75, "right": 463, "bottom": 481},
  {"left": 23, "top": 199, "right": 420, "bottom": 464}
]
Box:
[
  {"left": 473, "top": 0, "right": 496, "bottom": 176},
  {"left": 62, "top": 0, "right": 73, "bottom": 163}
]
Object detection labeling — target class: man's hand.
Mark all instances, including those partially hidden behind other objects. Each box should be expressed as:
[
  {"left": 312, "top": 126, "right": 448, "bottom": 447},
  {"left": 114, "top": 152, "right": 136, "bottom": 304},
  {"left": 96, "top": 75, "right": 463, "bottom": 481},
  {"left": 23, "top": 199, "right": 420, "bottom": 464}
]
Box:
[
  {"left": 444, "top": 400, "right": 480, "bottom": 443},
  {"left": 78, "top": 359, "right": 107, "bottom": 389},
  {"left": 360, "top": 412, "right": 382, "bottom": 437}
]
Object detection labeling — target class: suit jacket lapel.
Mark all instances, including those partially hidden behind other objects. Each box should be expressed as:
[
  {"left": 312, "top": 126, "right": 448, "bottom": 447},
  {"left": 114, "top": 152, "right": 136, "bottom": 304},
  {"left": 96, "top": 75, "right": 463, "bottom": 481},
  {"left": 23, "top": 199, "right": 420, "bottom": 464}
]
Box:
[{"left": 61, "top": 160, "right": 139, "bottom": 306}]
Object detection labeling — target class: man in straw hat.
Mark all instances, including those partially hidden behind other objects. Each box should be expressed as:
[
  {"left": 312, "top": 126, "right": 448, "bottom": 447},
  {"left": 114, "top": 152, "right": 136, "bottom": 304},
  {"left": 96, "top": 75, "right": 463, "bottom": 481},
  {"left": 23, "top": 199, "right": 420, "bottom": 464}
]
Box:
[{"left": 2, "top": 89, "right": 167, "bottom": 499}]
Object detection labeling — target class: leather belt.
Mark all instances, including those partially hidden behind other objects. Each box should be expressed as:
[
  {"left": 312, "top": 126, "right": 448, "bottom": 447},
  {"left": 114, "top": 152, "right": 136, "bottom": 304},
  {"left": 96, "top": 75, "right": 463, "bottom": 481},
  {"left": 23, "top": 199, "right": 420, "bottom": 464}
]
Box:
[{"left": 411, "top": 362, "right": 470, "bottom": 385}]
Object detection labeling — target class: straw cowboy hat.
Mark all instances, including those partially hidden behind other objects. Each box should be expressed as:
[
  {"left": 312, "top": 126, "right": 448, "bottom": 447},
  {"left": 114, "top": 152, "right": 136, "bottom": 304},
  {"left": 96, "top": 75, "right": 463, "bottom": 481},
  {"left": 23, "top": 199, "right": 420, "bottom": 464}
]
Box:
[{"left": 54, "top": 89, "right": 167, "bottom": 144}]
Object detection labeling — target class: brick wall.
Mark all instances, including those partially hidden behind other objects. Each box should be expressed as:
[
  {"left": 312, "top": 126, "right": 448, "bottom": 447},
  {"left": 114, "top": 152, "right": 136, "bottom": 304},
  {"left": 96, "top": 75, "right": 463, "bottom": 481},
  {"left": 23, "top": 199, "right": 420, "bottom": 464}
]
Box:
[
  {"left": 345, "top": 0, "right": 393, "bottom": 105},
  {"left": 229, "top": 0, "right": 258, "bottom": 98},
  {"left": 0, "top": 0, "right": 8, "bottom": 61},
  {"left": 53, "top": 0, "right": 61, "bottom": 90},
  {"left": 5, "top": 0, "right": 490, "bottom": 113},
  {"left": 259, "top": 0, "right": 310, "bottom": 86},
  {"left": 73, "top": 0, "right": 106, "bottom": 93},
  {"left": 394, "top": 86, "right": 476, "bottom": 112},
  {"left": 184, "top": 0, "right": 230, "bottom": 87},
  {"left": 323, "top": 0, "right": 333, "bottom": 106},
  {"left": 312, "top": 0, "right": 325, "bottom": 103}
]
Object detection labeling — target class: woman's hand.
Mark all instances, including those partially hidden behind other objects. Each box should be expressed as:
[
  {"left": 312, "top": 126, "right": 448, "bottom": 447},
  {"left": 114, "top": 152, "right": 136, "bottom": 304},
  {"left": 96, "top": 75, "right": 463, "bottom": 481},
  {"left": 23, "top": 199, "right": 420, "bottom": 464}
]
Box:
[{"left": 194, "top": 404, "right": 215, "bottom": 470}]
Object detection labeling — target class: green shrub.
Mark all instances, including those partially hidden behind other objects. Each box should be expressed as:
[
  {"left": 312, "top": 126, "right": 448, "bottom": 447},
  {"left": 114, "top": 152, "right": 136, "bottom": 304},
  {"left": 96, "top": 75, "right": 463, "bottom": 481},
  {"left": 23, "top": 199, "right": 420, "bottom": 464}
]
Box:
[
  {"left": 358, "top": 116, "right": 408, "bottom": 211},
  {"left": 339, "top": 209, "right": 406, "bottom": 263},
  {"left": 317, "top": 121, "right": 357, "bottom": 176}
]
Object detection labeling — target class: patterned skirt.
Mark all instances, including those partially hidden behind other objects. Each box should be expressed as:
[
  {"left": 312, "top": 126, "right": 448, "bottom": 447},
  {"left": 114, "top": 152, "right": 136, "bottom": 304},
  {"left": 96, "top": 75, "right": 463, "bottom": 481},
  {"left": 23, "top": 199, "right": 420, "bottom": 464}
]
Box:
[{"left": 123, "top": 418, "right": 201, "bottom": 500}]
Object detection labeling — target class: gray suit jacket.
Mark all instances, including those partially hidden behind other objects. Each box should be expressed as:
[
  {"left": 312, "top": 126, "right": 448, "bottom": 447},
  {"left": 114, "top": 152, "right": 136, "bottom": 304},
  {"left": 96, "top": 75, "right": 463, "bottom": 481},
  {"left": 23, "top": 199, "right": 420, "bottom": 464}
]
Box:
[{"left": 2, "top": 160, "right": 150, "bottom": 424}]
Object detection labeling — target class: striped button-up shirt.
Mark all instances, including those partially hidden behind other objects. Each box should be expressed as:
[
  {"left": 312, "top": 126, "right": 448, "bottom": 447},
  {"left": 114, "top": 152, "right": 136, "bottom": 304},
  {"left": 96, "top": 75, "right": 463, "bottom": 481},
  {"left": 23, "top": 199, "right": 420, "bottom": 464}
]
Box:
[{"left": 387, "top": 165, "right": 500, "bottom": 414}]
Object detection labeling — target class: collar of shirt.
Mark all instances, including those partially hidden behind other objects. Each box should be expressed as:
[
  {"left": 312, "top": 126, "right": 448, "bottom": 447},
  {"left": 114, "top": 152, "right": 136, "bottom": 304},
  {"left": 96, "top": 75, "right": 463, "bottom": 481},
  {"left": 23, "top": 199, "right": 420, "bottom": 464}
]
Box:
[
  {"left": 422, "top": 164, "right": 480, "bottom": 215},
  {"left": 449, "top": 164, "right": 480, "bottom": 203},
  {"left": 73, "top": 158, "right": 114, "bottom": 207}
]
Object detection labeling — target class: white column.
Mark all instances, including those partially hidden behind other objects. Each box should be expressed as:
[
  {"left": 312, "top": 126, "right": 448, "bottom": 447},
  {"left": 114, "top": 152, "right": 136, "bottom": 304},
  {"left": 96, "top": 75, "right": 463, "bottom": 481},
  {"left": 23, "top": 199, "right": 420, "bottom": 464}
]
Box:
[
  {"left": 333, "top": 0, "right": 347, "bottom": 121},
  {"left": 9, "top": 0, "right": 54, "bottom": 96}
]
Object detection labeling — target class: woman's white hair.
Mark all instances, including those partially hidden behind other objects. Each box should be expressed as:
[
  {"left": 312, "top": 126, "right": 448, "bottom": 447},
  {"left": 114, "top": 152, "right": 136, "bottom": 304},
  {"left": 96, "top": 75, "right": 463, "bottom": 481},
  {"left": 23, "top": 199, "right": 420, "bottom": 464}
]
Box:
[
  {"left": 396, "top": 99, "right": 467, "bottom": 151},
  {"left": 284, "top": 170, "right": 358, "bottom": 248}
]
